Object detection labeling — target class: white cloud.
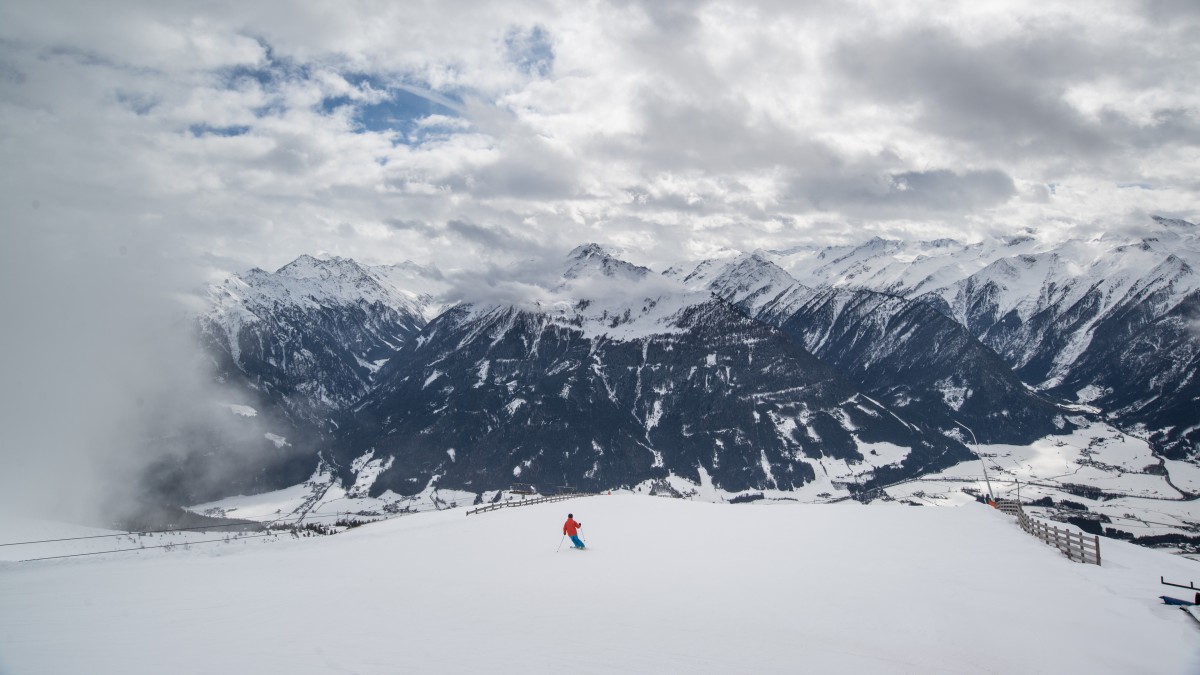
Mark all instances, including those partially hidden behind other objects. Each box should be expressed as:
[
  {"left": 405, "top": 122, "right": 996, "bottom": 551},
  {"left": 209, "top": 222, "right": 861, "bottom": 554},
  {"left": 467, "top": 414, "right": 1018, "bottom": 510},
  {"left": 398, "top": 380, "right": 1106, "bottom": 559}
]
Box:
[{"left": 0, "top": 0, "right": 1196, "bottom": 280}]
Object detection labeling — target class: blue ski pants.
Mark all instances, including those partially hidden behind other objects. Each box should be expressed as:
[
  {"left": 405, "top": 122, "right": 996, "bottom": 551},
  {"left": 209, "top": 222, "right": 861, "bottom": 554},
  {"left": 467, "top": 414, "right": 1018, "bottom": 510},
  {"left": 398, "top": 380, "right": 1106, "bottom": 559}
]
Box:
[{"left": 569, "top": 534, "right": 585, "bottom": 548}]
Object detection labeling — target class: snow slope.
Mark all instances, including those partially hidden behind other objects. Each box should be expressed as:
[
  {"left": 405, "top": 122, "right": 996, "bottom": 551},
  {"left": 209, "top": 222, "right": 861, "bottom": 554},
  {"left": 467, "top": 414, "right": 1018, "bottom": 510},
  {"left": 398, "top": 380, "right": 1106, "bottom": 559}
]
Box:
[{"left": 2, "top": 495, "right": 1198, "bottom": 674}]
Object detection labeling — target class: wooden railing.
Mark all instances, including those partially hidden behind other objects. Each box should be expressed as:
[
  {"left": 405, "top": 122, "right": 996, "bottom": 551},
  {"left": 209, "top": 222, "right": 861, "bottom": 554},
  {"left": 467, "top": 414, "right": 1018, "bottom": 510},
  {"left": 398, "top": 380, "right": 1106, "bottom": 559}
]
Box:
[
  {"left": 1003, "top": 501, "right": 1101, "bottom": 565},
  {"left": 466, "top": 492, "right": 590, "bottom": 516},
  {"left": 995, "top": 499, "right": 1022, "bottom": 517}
]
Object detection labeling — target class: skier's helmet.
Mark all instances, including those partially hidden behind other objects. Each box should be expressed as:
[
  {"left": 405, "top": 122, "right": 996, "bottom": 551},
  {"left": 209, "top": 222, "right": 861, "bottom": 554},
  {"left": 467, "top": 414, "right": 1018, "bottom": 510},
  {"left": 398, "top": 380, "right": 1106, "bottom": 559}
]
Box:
[{"left": 568, "top": 513, "right": 573, "bottom": 518}]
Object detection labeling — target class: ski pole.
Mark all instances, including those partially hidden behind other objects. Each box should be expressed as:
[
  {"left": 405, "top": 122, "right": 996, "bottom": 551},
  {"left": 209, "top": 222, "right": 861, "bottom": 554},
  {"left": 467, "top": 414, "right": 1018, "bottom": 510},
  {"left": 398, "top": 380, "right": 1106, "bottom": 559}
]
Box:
[{"left": 556, "top": 534, "right": 565, "bottom": 552}]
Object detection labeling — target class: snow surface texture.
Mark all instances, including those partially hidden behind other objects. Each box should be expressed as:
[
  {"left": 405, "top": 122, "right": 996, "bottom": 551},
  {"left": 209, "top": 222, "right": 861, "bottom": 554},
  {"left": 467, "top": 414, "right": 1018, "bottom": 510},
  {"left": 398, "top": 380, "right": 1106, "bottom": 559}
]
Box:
[{"left": 2, "top": 496, "right": 1198, "bottom": 674}]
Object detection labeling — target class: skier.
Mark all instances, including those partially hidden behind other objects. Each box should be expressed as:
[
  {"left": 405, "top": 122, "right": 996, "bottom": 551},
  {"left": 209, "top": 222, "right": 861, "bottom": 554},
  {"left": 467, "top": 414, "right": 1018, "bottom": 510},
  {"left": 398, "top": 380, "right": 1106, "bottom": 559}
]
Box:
[{"left": 563, "top": 513, "right": 585, "bottom": 549}]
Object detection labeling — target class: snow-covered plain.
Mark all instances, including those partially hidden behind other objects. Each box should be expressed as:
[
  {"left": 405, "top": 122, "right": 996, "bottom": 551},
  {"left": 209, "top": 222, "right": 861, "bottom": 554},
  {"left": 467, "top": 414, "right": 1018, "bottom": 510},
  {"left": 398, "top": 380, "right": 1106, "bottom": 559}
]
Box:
[
  {"left": 2, "top": 495, "right": 1198, "bottom": 674},
  {"left": 189, "top": 459, "right": 478, "bottom": 527},
  {"left": 884, "top": 424, "right": 1200, "bottom": 541}
]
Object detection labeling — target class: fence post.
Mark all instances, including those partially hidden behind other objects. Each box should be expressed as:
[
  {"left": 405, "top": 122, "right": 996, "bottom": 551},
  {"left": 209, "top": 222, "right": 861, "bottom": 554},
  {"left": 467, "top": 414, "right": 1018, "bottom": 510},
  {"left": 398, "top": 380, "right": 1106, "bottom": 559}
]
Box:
[{"left": 1010, "top": 506, "right": 1101, "bottom": 566}]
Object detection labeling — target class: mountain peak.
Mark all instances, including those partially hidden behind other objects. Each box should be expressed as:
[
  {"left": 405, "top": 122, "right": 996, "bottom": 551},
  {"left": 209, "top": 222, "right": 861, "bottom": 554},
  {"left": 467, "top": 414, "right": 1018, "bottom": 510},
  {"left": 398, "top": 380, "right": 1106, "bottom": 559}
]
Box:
[
  {"left": 568, "top": 242, "right": 609, "bottom": 258},
  {"left": 724, "top": 250, "right": 797, "bottom": 284},
  {"left": 566, "top": 242, "right": 629, "bottom": 263},
  {"left": 1151, "top": 215, "right": 1197, "bottom": 230},
  {"left": 858, "top": 236, "right": 901, "bottom": 252},
  {"left": 562, "top": 243, "right": 651, "bottom": 281},
  {"left": 207, "top": 253, "right": 429, "bottom": 324},
  {"left": 276, "top": 253, "right": 320, "bottom": 273},
  {"left": 276, "top": 254, "right": 368, "bottom": 279},
  {"left": 706, "top": 252, "right": 807, "bottom": 314}
]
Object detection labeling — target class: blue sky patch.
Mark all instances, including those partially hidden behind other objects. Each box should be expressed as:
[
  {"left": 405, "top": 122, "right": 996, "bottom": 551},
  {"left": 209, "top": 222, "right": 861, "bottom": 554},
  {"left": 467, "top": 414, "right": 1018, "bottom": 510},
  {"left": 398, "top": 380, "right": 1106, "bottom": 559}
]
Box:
[
  {"left": 218, "top": 37, "right": 310, "bottom": 89},
  {"left": 505, "top": 25, "right": 554, "bottom": 78},
  {"left": 208, "top": 37, "right": 469, "bottom": 142},
  {"left": 321, "top": 82, "right": 463, "bottom": 139}
]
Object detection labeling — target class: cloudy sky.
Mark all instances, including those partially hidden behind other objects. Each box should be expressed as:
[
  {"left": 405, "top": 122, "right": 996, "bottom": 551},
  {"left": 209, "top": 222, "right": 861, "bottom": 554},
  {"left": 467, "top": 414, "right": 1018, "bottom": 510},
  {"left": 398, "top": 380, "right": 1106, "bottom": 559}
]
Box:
[
  {"left": 2, "top": 0, "right": 1198, "bottom": 277},
  {"left": 0, "top": 0, "right": 1197, "bottom": 518}
]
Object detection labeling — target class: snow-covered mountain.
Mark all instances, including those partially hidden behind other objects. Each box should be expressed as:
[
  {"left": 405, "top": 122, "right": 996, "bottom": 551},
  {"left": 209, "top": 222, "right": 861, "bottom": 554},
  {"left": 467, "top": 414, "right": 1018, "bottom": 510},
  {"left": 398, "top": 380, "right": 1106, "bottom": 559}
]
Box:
[
  {"left": 338, "top": 245, "right": 972, "bottom": 496},
  {"left": 762, "top": 216, "right": 1200, "bottom": 459},
  {"left": 675, "top": 253, "right": 1079, "bottom": 447},
  {"left": 199, "top": 255, "right": 443, "bottom": 424},
  {"left": 189, "top": 218, "right": 1198, "bottom": 513},
  {"left": 367, "top": 259, "right": 451, "bottom": 321}
]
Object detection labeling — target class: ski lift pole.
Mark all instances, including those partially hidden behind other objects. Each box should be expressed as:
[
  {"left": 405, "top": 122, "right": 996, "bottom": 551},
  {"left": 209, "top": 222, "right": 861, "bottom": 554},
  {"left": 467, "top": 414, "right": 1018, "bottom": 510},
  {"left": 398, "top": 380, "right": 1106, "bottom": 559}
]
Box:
[
  {"left": 981, "top": 458, "right": 995, "bottom": 503},
  {"left": 956, "top": 420, "right": 993, "bottom": 502}
]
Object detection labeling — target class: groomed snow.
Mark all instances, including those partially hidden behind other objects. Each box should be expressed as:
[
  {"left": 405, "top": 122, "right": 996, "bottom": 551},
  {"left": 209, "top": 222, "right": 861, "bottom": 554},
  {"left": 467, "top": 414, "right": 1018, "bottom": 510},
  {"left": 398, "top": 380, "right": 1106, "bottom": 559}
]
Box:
[{"left": 2, "top": 495, "right": 1198, "bottom": 674}]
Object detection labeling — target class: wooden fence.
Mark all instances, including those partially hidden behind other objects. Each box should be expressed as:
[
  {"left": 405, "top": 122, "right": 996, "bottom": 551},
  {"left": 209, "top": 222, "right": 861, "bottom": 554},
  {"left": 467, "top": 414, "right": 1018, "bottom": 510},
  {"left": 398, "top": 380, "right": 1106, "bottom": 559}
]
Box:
[
  {"left": 1000, "top": 500, "right": 1100, "bottom": 565},
  {"left": 995, "top": 499, "right": 1022, "bottom": 517},
  {"left": 466, "top": 492, "right": 589, "bottom": 516}
]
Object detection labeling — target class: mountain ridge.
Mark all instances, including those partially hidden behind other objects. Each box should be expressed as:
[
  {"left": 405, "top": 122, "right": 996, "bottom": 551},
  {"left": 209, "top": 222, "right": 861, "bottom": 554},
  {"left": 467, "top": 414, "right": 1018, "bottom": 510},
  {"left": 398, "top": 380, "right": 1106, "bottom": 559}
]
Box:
[{"left": 189, "top": 216, "right": 1198, "bottom": 507}]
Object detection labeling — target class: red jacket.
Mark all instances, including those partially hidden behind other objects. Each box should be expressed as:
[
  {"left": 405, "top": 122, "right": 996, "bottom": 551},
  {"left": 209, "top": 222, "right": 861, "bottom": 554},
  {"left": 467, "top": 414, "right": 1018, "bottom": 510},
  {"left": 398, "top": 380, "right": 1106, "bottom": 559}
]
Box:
[{"left": 563, "top": 518, "right": 581, "bottom": 536}]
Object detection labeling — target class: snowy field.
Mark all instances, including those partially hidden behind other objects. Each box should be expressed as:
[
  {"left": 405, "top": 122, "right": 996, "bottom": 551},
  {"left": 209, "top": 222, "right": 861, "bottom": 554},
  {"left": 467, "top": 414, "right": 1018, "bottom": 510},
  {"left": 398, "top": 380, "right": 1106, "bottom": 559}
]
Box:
[
  {"left": 188, "top": 452, "right": 478, "bottom": 527},
  {"left": 2, "top": 495, "right": 1199, "bottom": 674},
  {"left": 881, "top": 425, "right": 1200, "bottom": 542}
]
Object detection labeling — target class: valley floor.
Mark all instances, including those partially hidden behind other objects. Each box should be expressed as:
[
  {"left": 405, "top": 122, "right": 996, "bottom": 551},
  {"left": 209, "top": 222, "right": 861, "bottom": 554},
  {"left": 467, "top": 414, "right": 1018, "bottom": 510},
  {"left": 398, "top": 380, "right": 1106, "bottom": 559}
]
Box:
[
  {"left": 186, "top": 422, "right": 1200, "bottom": 551},
  {"left": 2, "top": 495, "right": 1199, "bottom": 674}
]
